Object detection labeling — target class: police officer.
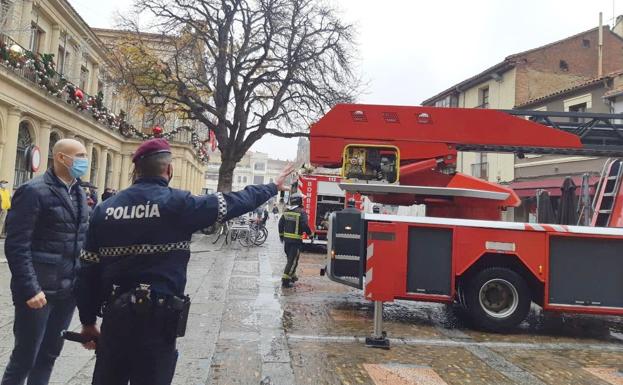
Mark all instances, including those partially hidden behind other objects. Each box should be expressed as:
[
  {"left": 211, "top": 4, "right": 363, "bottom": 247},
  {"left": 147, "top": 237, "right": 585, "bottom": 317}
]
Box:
[
  {"left": 75, "top": 138, "right": 293, "bottom": 385},
  {"left": 278, "top": 193, "right": 312, "bottom": 288}
]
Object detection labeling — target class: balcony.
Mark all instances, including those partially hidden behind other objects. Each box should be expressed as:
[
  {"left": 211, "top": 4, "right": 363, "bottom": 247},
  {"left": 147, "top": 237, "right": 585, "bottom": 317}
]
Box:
[{"left": 0, "top": 32, "right": 200, "bottom": 148}]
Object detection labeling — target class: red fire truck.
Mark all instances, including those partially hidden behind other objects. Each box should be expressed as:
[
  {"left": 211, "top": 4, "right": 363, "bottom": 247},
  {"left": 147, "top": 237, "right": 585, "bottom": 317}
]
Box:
[
  {"left": 295, "top": 173, "right": 361, "bottom": 247},
  {"left": 311, "top": 104, "right": 623, "bottom": 348}
]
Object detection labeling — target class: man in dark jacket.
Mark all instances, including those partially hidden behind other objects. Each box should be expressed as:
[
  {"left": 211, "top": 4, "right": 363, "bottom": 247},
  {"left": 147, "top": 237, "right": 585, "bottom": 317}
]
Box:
[
  {"left": 278, "top": 193, "right": 312, "bottom": 288},
  {"left": 2, "top": 139, "right": 89, "bottom": 385}
]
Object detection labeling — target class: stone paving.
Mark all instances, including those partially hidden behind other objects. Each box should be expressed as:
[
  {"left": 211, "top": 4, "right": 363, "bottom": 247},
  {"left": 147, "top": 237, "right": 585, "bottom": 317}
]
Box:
[{"left": 0, "top": 225, "right": 622, "bottom": 385}]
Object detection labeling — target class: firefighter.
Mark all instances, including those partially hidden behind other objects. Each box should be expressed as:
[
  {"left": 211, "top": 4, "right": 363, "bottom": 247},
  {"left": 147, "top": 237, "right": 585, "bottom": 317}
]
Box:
[
  {"left": 74, "top": 138, "right": 293, "bottom": 385},
  {"left": 278, "top": 193, "right": 312, "bottom": 288}
]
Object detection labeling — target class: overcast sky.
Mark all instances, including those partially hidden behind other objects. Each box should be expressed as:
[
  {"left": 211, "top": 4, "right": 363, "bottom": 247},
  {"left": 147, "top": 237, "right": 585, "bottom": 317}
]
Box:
[{"left": 70, "top": 0, "right": 621, "bottom": 160}]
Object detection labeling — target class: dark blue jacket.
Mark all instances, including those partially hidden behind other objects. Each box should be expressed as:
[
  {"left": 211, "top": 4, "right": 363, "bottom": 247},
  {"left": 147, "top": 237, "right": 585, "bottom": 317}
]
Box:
[
  {"left": 76, "top": 177, "right": 277, "bottom": 325},
  {"left": 5, "top": 169, "right": 88, "bottom": 303}
]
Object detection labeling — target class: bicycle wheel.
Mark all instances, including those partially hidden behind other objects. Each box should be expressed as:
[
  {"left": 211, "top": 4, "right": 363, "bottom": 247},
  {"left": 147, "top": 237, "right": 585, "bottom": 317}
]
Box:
[
  {"left": 239, "top": 229, "right": 254, "bottom": 247},
  {"left": 211, "top": 224, "right": 224, "bottom": 244},
  {"left": 253, "top": 227, "right": 268, "bottom": 246}
]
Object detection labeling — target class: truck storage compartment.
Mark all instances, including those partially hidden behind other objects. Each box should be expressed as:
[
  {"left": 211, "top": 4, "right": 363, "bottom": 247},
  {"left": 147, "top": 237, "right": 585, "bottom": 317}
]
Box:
[
  {"left": 407, "top": 227, "right": 453, "bottom": 296},
  {"left": 327, "top": 210, "right": 364, "bottom": 288},
  {"left": 549, "top": 236, "right": 623, "bottom": 308}
]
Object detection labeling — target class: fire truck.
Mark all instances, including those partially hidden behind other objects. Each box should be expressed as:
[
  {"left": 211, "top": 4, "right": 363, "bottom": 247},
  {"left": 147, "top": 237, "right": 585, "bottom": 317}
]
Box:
[
  {"left": 295, "top": 172, "right": 362, "bottom": 247},
  {"left": 311, "top": 104, "right": 623, "bottom": 348}
]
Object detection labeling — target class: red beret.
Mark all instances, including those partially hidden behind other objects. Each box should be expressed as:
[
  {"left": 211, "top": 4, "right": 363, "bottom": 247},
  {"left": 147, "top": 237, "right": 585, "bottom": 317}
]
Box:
[{"left": 132, "top": 138, "right": 171, "bottom": 163}]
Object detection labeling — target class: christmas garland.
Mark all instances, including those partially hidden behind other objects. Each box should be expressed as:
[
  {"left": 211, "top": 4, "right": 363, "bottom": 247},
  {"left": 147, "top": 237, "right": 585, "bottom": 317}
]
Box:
[{"left": 0, "top": 39, "right": 212, "bottom": 163}]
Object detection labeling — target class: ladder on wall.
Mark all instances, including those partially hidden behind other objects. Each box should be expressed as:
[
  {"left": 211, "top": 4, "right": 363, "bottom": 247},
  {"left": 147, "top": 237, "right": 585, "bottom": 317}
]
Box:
[{"left": 591, "top": 159, "right": 623, "bottom": 227}]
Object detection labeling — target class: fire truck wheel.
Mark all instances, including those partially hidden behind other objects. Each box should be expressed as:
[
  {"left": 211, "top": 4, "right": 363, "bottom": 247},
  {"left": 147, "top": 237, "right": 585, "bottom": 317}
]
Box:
[{"left": 465, "top": 267, "right": 531, "bottom": 332}]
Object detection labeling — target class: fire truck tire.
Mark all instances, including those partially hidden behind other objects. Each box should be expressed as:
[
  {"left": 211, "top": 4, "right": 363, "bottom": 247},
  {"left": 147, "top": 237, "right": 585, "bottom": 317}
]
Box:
[{"left": 464, "top": 267, "right": 531, "bottom": 332}]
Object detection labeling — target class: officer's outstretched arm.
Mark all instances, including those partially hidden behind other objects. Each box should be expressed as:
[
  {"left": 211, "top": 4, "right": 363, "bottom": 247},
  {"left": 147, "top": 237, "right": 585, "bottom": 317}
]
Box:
[
  {"left": 183, "top": 164, "right": 294, "bottom": 233},
  {"left": 182, "top": 184, "right": 278, "bottom": 233}
]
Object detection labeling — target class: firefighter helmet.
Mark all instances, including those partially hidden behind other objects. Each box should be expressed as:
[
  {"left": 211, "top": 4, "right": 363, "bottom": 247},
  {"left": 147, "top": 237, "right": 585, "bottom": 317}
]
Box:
[{"left": 289, "top": 193, "right": 303, "bottom": 206}]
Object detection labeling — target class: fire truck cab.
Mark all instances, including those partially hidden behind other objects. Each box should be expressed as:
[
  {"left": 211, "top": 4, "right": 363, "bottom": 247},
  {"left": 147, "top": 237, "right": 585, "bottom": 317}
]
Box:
[{"left": 294, "top": 173, "right": 361, "bottom": 247}]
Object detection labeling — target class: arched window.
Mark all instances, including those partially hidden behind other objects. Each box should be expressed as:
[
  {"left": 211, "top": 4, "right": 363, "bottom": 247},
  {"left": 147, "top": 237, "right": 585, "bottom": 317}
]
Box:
[
  {"left": 90, "top": 147, "right": 98, "bottom": 185},
  {"left": 14, "top": 122, "right": 33, "bottom": 188},
  {"left": 105, "top": 153, "right": 112, "bottom": 188},
  {"left": 48, "top": 132, "right": 61, "bottom": 169}
]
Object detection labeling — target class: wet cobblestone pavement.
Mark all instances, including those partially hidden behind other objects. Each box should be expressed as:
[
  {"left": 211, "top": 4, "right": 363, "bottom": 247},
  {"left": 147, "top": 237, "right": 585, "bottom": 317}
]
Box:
[{"left": 0, "top": 227, "right": 622, "bottom": 384}]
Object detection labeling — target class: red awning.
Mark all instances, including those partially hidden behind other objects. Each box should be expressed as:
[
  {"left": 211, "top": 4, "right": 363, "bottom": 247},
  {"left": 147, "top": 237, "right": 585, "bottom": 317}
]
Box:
[{"left": 509, "top": 176, "right": 599, "bottom": 198}]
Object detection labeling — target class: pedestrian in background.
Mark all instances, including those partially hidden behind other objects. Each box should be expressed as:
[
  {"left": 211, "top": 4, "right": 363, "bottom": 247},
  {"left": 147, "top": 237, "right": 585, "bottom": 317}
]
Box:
[
  {"left": 2, "top": 139, "right": 89, "bottom": 385},
  {"left": 278, "top": 193, "right": 312, "bottom": 288},
  {"left": 272, "top": 204, "right": 279, "bottom": 219},
  {"left": 0, "top": 179, "right": 11, "bottom": 237},
  {"left": 101, "top": 188, "right": 114, "bottom": 202},
  {"left": 74, "top": 138, "right": 294, "bottom": 385}
]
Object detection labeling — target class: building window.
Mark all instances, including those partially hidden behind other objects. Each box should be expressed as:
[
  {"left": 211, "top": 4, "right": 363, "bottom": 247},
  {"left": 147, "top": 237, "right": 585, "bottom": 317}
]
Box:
[
  {"left": 569, "top": 102, "right": 587, "bottom": 123},
  {"left": 29, "top": 22, "right": 44, "bottom": 53},
  {"left": 434, "top": 95, "right": 459, "bottom": 108},
  {"left": 80, "top": 65, "right": 89, "bottom": 90},
  {"left": 48, "top": 132, "right": 61, "bottom": 169},
  {"left": 237, "top": 175, "right": 242, "bottom": 183},
  {"left": 478, "top": 87, "right": 489, "bottom": 108},
  {"left": 253, "top": 175, "right": 264, "bottom": 184},
  {"left": 57, "top": 46, "right": 66, "bottom": 74},
  {"left": 0, "top": 1, "right": 13, "bottom": 28},
  {"left": 559, "top": 60, "right": 569, "bottom": 72},
  {"left": 254, "top": 162, "right": 266, "bottom": 171},
  {"left": 243, "top": 176, "right": 247, "bottom": 183},
  {"left": 470, "top": 153, "right": 488, "bottom": 180},
  {"left": 582, "top": 39, "right": 590, "bottom": 48},
  {"left": 206, "top": 173, "right": 219, "bottom": 181},
  {"left": 14, "top": 122, "right": 33, "bottom": 188},
  {"left": 90, "top": 148, "right": 98, "bottom": 185},
  {"left": 142, "top": 108, "right": 166, "bottom": 130},
  {"left": 105, "top": 153, "right": 113, "bottom": 188}
]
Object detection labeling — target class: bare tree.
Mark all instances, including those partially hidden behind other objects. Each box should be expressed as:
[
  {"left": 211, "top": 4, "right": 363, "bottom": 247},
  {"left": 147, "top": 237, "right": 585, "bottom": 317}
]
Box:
[{"left": 113, "top": 0, "right": 359, "bottom": 191}]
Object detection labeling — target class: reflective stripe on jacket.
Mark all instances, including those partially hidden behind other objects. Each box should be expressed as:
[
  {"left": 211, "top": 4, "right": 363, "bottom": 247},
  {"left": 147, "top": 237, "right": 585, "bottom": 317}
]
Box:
[{"left": 282, "top": 211, "right": 301, "bottom": 239}]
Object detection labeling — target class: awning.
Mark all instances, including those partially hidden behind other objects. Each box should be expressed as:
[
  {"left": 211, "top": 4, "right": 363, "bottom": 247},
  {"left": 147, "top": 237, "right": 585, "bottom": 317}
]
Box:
[{"left": 509, "top": 176, "right": 599, "bottom": 198}]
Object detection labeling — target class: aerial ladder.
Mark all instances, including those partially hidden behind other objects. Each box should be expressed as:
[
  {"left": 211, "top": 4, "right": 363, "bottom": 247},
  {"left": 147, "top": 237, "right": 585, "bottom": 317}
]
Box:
[{"left": 310, "top": 104, "right": 623, "bottom": 348}]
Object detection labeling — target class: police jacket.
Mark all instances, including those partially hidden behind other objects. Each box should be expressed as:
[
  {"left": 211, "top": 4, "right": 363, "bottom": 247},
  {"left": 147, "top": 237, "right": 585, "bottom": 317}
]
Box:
[
  {"left": 5, "top": 169, "right": 88, "bottom": 302},
  {"left": 278, "top": 206, "right": 312, "bottom": 243},
  {"left": 75, "top": 177, "right": 277, "bottom": 325}
]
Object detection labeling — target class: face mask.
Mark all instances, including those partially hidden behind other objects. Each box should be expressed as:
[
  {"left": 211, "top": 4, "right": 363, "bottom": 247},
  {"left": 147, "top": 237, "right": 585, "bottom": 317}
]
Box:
[{"left": 62, "top": 154, "right": 89, "bottom": 179}]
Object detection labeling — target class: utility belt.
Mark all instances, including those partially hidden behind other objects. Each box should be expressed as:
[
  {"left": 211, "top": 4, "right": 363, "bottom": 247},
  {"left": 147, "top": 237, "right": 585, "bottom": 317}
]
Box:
[{"left": 103, "top": 284, "right": 191, "bottom": 338}]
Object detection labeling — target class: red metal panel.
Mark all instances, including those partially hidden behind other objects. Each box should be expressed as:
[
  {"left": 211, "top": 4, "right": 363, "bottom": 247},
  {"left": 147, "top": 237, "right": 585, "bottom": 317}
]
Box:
[
  {"left": 608, "top": 183, "right": 623, "bottom": 227},
  {"left": 453, "top": 227, "right": 548, "bottom": 283},
  {"left": 365, "top": 222, "right": 405, "bottom": 302},
  {"left": 310, "top": 104, "right": 584, "bottom": 166}
]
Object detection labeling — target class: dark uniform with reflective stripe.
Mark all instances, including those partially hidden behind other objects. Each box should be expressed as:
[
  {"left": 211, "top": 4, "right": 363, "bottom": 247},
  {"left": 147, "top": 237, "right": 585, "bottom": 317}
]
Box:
[
  {"left": 278, "top": 205, "right": 311, "bottom": 286},
  {"left": 75, "top": 176, "right": 277, "bottom": 385}
]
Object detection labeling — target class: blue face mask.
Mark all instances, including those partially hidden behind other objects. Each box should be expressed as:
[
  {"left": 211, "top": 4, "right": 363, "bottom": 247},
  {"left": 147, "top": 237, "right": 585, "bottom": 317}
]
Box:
[{"left": 62, "top": 154, "right": 89, "bottom": 179}]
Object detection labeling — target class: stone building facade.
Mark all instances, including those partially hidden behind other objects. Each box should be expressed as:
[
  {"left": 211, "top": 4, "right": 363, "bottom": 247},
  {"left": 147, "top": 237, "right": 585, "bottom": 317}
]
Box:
[{"left": 0, "top": 0, "right": 205, "bottom": 195}]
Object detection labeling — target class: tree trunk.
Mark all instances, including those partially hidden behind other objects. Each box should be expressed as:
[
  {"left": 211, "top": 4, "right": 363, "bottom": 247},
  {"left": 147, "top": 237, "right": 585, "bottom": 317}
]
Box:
[{"left": 217, "top": 157, "right": 237, "bottom": 192}]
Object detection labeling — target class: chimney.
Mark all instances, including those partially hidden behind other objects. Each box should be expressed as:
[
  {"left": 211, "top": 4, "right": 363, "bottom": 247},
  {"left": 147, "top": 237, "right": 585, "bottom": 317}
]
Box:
[{"left": 598, "top": 12, "right": 603, "bottom": 78}]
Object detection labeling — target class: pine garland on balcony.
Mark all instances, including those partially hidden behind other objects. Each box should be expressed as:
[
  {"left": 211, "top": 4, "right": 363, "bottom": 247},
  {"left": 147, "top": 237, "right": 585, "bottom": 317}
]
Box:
[{"left": 0, "top": 39, "right": 211, "bottom": 164}]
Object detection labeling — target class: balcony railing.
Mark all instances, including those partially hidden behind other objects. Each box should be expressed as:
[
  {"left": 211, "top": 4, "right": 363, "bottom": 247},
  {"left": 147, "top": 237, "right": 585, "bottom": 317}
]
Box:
[{"left": 0, "top": 32, "right": 202, "bottom": 149}]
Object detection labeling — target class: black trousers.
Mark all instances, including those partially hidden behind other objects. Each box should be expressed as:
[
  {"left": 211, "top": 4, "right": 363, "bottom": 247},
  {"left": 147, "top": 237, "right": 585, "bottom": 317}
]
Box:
[
  {"left": 92, "top": 306, "right": 177, "bottom": 385},
  {"left": 283, "top": 242, "right": 301, "bottom": 279},
  {"left": 1, "top": 295, "right": 75, "bottom": 385}
]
